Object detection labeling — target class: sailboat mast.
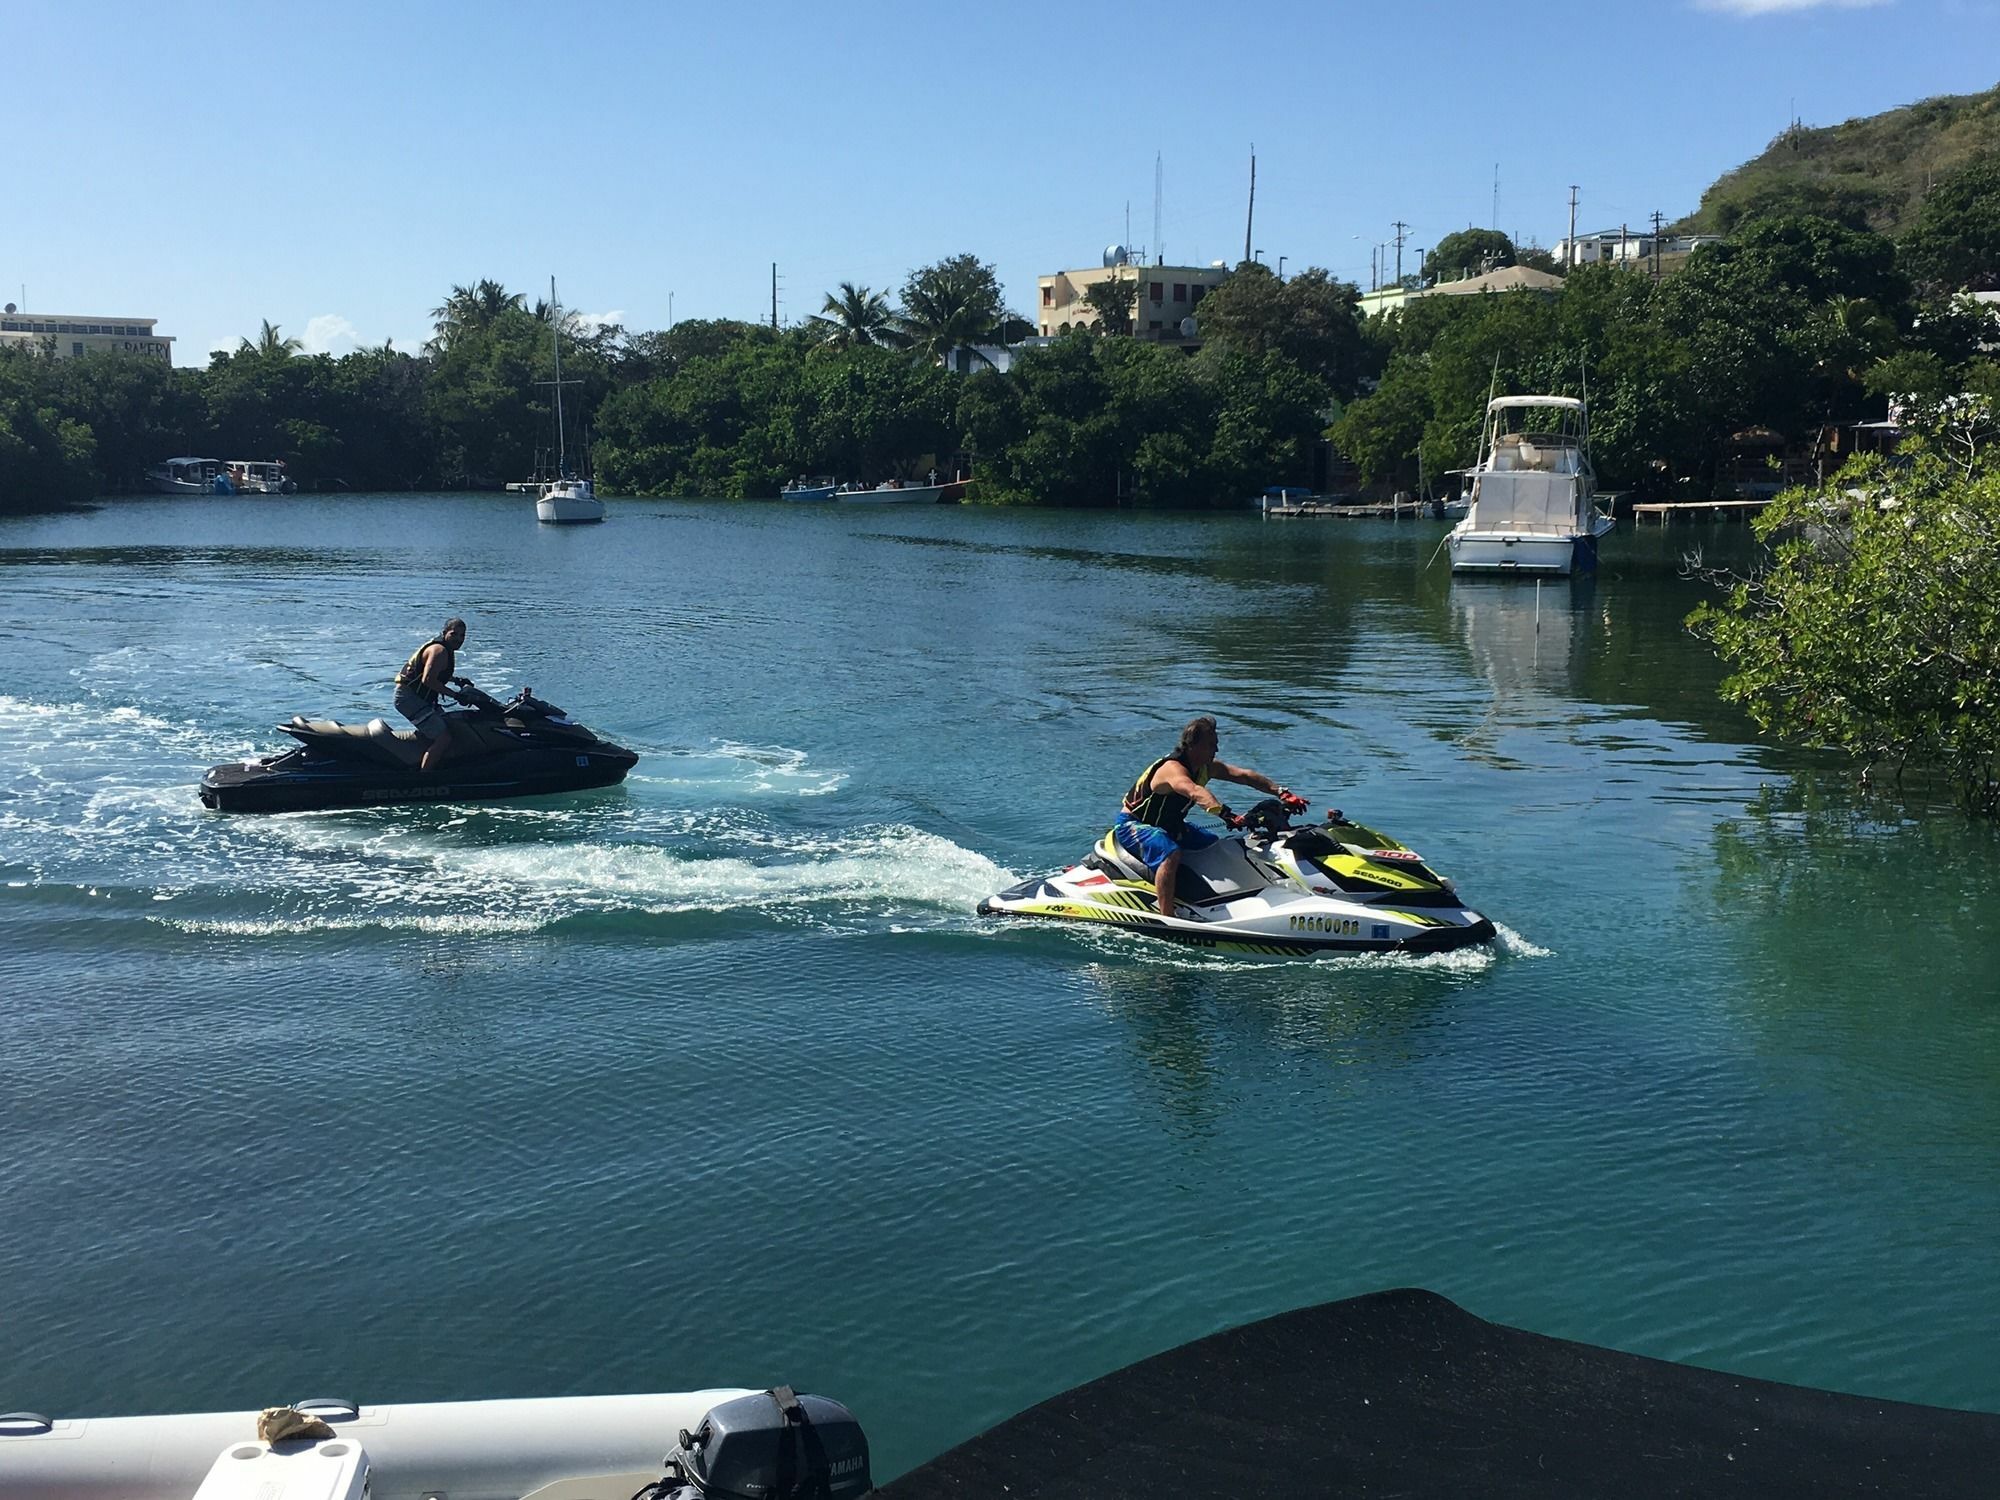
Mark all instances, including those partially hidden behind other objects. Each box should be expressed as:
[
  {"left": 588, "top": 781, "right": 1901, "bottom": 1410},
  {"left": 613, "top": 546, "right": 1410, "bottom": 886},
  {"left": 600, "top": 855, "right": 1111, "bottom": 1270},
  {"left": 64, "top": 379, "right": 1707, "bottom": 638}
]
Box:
[{"left": 550, "top": 276, "right": 565, "bottom": 473}]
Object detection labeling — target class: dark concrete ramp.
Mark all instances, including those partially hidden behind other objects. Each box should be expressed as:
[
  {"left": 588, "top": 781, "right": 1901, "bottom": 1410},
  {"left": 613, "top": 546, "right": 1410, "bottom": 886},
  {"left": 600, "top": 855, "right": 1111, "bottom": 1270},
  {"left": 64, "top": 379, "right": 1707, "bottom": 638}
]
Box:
[{"left": 881, "top": 1288, "right": 1998, "bottom": 1498}]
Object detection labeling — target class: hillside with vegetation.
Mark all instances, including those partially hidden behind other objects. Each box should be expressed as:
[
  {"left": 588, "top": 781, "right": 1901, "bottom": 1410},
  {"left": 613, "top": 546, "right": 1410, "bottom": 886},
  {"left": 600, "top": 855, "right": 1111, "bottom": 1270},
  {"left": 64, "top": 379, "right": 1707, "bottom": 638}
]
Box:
[{"left": 1681, "top": 83, "right": 2000, "bottom": 236}]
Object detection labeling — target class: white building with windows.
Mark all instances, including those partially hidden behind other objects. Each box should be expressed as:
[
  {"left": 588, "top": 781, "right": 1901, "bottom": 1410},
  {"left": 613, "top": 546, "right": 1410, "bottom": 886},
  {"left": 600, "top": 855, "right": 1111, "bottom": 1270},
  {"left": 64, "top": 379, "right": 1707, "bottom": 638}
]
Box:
[
  {"left": 1553, "top": 229, "right": 1723, "bottom": 268},
  {"left": 1037, "top": 249, "right": 1233, "bottom": 343},
  {"left": 0, "top": 305, "right": 175, "bottom": 363}
]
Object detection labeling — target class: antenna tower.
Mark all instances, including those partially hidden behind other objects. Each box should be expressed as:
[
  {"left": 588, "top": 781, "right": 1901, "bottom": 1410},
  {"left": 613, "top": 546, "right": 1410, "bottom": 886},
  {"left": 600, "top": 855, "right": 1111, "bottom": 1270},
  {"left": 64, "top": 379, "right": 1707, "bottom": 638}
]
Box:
[
  {"left": 1153, "top": 151, "right": 1164, "bottom": 265},
  {"left": 1244, "top": 145, "right": 1256, "bottom": 266}
]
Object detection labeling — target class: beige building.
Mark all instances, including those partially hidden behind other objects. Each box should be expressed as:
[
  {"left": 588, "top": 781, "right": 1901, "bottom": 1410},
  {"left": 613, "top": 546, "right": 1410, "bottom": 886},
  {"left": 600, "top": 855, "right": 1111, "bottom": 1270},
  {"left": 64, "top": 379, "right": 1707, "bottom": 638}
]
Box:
[
  {"left": 0, "top": 306, "right": 174, "bottom": 363},
  {"left": 1037, "top": 254, "right": 1234, "bottom": 343}
]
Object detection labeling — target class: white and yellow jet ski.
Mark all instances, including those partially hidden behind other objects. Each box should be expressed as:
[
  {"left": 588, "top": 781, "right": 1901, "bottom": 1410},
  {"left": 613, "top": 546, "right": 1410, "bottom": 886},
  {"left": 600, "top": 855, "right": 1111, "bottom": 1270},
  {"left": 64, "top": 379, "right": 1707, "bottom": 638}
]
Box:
[{"left": 979, "top": 800, "right": 1495, "bottom": 957}]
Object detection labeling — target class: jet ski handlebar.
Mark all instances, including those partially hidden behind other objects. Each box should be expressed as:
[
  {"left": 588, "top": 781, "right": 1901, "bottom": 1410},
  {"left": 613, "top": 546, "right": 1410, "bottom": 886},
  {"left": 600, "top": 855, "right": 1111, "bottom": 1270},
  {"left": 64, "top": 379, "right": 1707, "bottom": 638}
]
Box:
[{"left": 449, "top": 685, "right": 565, "bottom": 720}]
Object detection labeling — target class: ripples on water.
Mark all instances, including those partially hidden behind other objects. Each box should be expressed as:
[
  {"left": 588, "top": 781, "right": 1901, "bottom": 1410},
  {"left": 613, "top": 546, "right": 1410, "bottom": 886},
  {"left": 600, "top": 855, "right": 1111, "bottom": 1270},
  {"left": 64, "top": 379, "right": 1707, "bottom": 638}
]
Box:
[{"left": 1, "top": 498, "right": 1996, "bottom": 1477}]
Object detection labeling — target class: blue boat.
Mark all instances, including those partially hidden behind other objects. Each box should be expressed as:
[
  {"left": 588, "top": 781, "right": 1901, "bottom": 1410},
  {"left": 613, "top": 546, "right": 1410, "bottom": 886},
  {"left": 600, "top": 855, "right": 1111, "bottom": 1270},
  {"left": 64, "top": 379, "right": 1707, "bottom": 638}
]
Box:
[{"left": 782, "top": 476, "right": 838, "bottom": 502}]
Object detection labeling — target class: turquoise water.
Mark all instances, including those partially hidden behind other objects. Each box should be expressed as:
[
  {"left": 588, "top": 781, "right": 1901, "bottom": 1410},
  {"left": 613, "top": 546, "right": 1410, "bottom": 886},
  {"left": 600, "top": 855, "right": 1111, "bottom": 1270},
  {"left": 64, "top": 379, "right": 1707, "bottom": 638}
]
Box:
[{"left": 2, "top": 494, "right": 1996, "bottom": 1478}]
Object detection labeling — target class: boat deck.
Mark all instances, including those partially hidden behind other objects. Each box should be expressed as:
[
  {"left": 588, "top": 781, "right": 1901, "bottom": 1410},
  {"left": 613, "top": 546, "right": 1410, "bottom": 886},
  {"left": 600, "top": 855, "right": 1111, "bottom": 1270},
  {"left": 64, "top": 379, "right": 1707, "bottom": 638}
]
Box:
[{"left": 882, "top": 1288, "right": 2000, "bottom": 1498}]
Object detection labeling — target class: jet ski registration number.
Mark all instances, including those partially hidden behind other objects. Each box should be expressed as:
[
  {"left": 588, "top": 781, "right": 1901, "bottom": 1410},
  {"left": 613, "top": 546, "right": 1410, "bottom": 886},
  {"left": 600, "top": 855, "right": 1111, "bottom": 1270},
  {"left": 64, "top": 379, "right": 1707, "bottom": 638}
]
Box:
[{"left": 1290, "top": 915, "right": 1360, "bottom": 935}]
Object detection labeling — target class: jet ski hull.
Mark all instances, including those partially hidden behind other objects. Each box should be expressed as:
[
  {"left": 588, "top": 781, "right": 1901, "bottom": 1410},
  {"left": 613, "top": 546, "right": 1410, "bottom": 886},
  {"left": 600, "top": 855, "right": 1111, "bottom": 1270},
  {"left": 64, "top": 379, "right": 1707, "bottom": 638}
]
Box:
[
  {"left": 979, "top": 814, "right": 1497, "bottom": 957},
  {"left": 199, "top": 747, "right": 636, "bottom": 813}
]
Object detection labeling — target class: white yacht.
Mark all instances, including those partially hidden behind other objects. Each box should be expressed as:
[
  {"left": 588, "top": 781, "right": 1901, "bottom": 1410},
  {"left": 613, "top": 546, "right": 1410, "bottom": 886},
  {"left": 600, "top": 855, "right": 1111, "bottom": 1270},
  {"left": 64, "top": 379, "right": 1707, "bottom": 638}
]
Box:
[
  {"left": 1446, "top": 396, "right": 1612, "bottom": 575},
  {"left": 534, "top": 277, "right": 605, "bottom": 525}
]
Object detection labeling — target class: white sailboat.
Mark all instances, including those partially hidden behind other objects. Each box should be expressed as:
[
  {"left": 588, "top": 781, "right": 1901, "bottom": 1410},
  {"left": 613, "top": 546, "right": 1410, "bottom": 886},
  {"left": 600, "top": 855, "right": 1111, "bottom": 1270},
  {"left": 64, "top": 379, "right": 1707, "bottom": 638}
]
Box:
[
  {"left": 1446, "top": 395, "right": 1612, "bottom": 575},
  {"left": 535, "top": 277, "right": 605, "bottom": 525}
]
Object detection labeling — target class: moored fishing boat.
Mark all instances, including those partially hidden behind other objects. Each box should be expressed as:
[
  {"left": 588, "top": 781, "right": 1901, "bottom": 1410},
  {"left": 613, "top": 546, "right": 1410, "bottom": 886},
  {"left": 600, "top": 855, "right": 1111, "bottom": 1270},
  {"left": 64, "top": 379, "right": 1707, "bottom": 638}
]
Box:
[
  {"left": 1446, "top": 395, "right": 1612, "bottom": 575},
  {"left": 836, "top": 479, "right": 950, "bottom": 505},
  {"left": 225, "top": 459, "right": 297, "bottom": 494},
  {"left": 144, "top": 457, "right": 232, "bottom": 495},
  {"left": 782, "top": 475, "right": 838, "bottom": 502}
]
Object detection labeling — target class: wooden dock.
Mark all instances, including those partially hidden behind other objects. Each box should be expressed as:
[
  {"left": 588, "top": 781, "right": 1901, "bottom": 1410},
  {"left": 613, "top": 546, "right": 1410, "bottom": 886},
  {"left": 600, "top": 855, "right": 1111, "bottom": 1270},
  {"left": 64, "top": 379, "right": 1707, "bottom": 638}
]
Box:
[
  {"left": 1264, "top": 499, "right": 1435, "bottom": 520},
  {"left": 1633, "top": 499, "right": 1772, "bottom": 525}
]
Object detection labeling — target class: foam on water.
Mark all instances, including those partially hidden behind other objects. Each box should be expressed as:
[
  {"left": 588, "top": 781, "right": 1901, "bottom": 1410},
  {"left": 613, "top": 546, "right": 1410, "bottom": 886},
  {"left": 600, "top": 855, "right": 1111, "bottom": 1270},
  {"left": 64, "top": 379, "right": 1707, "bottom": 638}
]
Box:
[{"left": 0, "top": 692, "right": 1006, "bottom": 938}]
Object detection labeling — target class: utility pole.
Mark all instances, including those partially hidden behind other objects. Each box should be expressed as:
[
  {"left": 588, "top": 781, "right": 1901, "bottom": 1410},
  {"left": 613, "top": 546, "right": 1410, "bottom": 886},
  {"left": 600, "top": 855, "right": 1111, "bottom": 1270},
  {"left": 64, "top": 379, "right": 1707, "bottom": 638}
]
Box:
[
  {"left": 1492, "top": 164, "right": 1500, "bottom": 229},
  {"left": 1392, "top": 220, "right": 1410, "bottom": 285},
  {"left": 668, "top": 291, "right": 675, "bottom": 328},
  {"left": 1566, "top": 185, "right": 1579, "bottom": 270},
  {"left": 770, "top": 263, "right": 778, "bottom": 331},
  {"left": 1244, "top": 145, "right": 1256, "bottom": 266},
  {"left": 1649, "top": 210, "right": 1664, "bottom": 279},
  {"left": 1370, "top": 245, "right": 1378, "bottom": 292}
]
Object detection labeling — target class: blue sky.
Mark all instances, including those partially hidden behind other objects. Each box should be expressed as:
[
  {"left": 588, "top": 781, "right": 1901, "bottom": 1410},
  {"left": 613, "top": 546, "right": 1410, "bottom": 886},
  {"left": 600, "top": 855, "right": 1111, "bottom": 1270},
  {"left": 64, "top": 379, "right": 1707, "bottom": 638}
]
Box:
[{"left": 6, "top": 0, "right": 1994, "bottom": 362}]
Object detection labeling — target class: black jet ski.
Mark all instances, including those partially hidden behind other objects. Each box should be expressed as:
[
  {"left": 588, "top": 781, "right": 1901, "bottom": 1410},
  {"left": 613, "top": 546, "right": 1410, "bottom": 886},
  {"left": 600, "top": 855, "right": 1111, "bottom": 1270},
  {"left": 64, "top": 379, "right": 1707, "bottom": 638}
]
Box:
[
  {"left": 979, "top": 799, "right": 1496, "bottom": 956},
  {"left": 198, "top": 685, "right": 638, "bottom": 813}
]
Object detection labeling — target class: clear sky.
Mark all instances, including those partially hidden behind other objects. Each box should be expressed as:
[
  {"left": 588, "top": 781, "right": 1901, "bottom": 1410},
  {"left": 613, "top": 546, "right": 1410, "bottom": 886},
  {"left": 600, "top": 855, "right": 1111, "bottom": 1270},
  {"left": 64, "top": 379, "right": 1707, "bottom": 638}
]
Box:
[{"left": 6, "top": 0, "right": 1994, "bottom": 362}]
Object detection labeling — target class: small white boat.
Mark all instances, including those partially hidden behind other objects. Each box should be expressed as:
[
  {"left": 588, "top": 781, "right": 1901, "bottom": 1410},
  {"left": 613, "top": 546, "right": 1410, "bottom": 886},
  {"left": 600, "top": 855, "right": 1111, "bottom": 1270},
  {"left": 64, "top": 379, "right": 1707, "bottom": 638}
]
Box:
[
  {"left": 1447, "top": 396, "right": 1612, "bottom": 576},
  {"left": 225, "top": 460, "right": 297, "bottom": 495},
  {"left": 144, "top": 458, "right": 231, "bottom": 495},
  {"left": 0, "top": 1388, "right": 871, "bottom": 1500},
  {"left": 835, "top": 479, "right": 950, "bottom": 505},
  {"left": 781, "top": 476, "right": 838, "bottom": 502},
  {"left": 536, "top": 476, "right": 603, "bottom": 524},
  {"left": 533, "top": 277, "right": 606, "bottom": 525}
]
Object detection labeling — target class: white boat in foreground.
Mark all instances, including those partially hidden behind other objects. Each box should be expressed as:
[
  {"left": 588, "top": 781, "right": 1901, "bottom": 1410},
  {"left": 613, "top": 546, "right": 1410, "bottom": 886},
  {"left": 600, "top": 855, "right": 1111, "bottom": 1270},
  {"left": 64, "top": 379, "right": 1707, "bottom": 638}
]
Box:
[
  {"left": 0, "top": 1387, "right": 871, "bottom": 1500},
  {"left": 533, "top": 277, "right": 605, "bottom": 525},
  {"left": 1446, "top": 396, "right": 1612, "bottom": 575}
]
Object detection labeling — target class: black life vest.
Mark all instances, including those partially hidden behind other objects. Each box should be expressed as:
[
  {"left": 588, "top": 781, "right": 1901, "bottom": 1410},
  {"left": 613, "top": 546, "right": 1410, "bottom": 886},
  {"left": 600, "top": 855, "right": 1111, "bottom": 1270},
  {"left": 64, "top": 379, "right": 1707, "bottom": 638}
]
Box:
[
  {"left": 1123, "top": 753, "right": 1211, "bottom": 835},
  {"left": 394, "top": 636, "right": 455, "bottom": 701}
]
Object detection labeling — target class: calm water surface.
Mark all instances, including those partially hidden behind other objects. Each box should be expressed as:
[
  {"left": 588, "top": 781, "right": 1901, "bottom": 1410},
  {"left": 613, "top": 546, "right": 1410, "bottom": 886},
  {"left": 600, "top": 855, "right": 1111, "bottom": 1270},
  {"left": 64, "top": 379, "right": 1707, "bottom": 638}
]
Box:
[{"left": 2, "top": 494, "right": 1996, "bottom": 1477}]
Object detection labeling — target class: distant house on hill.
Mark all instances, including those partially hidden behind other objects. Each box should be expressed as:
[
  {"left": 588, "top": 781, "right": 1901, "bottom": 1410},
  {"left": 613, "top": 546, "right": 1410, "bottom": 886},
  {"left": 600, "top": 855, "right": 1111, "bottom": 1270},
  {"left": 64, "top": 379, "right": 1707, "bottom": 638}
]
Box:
[
  {"left": 1424, "top": 265, "right": 1567, "bottom": 298},
  {"left": 1360, "top": 263, "right": 1567, "bottom": 317},
  {"left": 1555, "top": 229, "right": 1723, "bottom": 271}
]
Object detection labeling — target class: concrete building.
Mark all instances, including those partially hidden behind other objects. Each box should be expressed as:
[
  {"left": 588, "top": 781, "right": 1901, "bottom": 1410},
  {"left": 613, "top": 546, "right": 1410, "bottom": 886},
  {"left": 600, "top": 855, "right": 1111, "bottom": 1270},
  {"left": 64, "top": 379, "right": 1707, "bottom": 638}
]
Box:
[
  {"left": 1037, "top": 250, "right": 1233, "bottom": 343},
  {"left": 1553, "top": 229, "right": 1723, "bottom": 269},
  {"left": 0, "top": 305, "right": 175, "bottom": 363}
]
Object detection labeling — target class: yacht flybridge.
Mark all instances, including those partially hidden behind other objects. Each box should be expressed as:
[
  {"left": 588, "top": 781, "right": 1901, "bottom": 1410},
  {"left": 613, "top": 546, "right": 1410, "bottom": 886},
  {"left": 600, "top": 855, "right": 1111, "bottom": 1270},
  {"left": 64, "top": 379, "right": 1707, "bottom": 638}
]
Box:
[{"left": 1446, "top": 395, "right": 1612, "bottom": 575}]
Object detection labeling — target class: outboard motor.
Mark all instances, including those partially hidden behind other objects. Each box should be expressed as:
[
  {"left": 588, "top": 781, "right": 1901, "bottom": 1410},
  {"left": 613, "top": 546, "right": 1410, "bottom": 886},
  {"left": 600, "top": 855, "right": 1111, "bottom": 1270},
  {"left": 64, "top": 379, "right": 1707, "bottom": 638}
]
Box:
[{"left": 636, "top": 1387, "right": 870, "bottom": 1500}]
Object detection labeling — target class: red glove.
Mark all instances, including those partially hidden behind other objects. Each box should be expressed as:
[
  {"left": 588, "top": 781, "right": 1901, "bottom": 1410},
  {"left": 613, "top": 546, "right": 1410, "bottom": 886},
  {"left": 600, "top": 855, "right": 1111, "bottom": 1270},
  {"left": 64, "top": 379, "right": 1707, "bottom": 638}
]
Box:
[
  {"left": 1216, "top": 805, "right": 1245, "bottom": 830},
  {"left": 1278, "top": 788, "right": 1309, "bottom": 814}
]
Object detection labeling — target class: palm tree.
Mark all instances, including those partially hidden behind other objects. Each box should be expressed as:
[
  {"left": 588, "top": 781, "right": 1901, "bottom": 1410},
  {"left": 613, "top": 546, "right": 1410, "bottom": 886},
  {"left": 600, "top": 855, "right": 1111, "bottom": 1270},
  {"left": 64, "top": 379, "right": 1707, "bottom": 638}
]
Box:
[
  {"left": 427, "top": 279, "right": 525, "bottom": 352},
  {"left": 239, "top": 319, "right": 302, "bottom": 358},
  {"left": 896, "top": 258, "right": 1005, "bottom": 366},
  {"left": 810, "top": 282, "right": 897, "bottom": 348}
]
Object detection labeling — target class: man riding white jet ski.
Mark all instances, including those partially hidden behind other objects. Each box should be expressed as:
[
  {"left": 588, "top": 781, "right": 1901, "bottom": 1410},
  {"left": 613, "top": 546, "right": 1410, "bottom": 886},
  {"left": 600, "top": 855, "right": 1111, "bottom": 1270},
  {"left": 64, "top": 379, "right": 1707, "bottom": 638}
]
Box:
[{"left": 979, "top": 716, "right": 1496, "bottom": 956}]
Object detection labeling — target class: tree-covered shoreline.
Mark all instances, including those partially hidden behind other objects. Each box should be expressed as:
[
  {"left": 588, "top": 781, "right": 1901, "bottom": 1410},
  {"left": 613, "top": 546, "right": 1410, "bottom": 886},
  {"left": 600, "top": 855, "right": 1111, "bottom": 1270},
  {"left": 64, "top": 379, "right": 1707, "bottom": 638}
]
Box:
[{"left": 4, "top": 150, "right": 1997, "bottom": 515}]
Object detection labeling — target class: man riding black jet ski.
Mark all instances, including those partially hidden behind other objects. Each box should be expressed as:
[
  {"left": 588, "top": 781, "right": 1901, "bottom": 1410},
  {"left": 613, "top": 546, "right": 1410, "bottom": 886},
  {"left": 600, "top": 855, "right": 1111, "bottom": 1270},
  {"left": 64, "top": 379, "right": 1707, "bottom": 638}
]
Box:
[
  {"left": 202, "top": 617, "right": 636, "bottom": 812},
  {"left": 198, "top": 685, "right": 638, "bottom": 813},
  {"left": 979, "top": 717, "right": 1495, "bottom": 956}
]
